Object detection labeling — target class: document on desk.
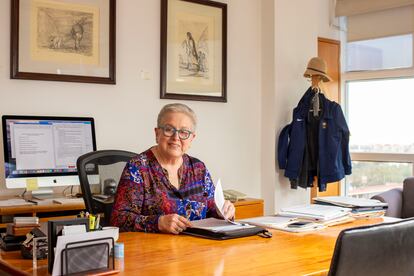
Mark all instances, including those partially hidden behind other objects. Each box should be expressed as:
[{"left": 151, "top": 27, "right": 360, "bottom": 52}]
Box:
[
  {"left": 214, "top": 178, "right": 241, "bottom": 226},
  {"left": 191, "top": 218, "right": 255, "bottom": 232},
  {"left": 239, "top": 216, "right": 297, "bottom": 229},
  {"left": 279, "top": 204, "right": 351, "bottom": 221},
  {"left": 214, "top": 178, "right": 226, "bottom": 217}
]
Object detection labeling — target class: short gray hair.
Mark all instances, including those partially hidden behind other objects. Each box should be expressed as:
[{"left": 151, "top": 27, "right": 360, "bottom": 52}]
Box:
[{"left": 157, "top": 103, "right": 197, "bottom": 130}]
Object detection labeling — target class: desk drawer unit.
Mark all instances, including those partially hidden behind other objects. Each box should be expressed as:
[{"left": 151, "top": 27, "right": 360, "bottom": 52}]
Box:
[{"left": 234, "top": 198, "right": 264, "bottom": 219}]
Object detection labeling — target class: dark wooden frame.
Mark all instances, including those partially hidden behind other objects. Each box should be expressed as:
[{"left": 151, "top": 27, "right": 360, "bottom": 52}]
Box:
[
  {"left": 10, "top": 0, "right": 116, "bottom": 84},
  {"left": 160, "top": 0, "right": 227, "bottom": 102}
]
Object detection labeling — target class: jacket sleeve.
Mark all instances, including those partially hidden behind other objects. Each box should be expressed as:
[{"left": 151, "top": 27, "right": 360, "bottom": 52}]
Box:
[
  {"left": 110, "top": 161, "right": 160, "bottom": 232},
  {"left": 277, "top": 124, "right": 291, "bottom": 170},
  {"left": 335, "top": 106, "right": 352, "bottom": 175}
]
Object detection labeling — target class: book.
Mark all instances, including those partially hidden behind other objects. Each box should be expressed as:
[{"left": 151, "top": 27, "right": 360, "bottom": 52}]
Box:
[
  {"left": 7, "top": 224, "right": 40, "bottom": 236},
  {"left": 13, "top": 217, "right": 39, "bottom": 225},
  {"left": 313, "top": 196, "right": 388, "bottom": 208}
]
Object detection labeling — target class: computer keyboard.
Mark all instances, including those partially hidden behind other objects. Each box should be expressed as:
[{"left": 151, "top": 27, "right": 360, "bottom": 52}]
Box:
[{"left": 52, "top": 197, "right": 84, "bottom": 204}]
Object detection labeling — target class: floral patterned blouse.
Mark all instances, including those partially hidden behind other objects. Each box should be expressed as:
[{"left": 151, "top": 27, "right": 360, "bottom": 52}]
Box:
[{"left": 110, "top": 148, "right": 219, "bottom": 232}]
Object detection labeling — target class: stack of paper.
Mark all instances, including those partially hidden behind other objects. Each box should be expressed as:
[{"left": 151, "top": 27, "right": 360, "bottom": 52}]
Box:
[
  {"left": 279, "top": 204, "right": 351, "bottom": 221},
  {"left": 240, "top": 216, "right": 327, "bottom": 233},
  {"left": 313, "top": 196, "right": 387, "bottom": 218},
  {"left": 313, "top": 196, "right": 387, "bottom": 208},
  {"left": 239, "top": 216, "right": 297, "bottom": 229}
]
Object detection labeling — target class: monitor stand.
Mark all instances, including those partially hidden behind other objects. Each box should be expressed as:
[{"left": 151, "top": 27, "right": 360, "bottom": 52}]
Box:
[{"left": 31, "top": 188, "right": 54, "bottom": 199}]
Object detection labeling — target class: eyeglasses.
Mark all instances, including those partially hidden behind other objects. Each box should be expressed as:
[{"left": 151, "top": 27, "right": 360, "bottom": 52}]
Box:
[{"left": 159, "top": 125, "right": 193, "bottom": 140}]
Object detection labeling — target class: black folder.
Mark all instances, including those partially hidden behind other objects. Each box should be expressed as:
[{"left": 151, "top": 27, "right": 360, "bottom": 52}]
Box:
[{"left": 182, "top": 218, "right": 271, "bottom": 240}]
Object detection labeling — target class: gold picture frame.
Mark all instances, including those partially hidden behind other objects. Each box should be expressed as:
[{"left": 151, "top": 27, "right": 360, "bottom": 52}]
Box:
[
  {"left": 11, "top": 0, "right": 116, "bottom": 84},
  {"left": 160, "top": 0, "right": 227, "bottom": 102}
]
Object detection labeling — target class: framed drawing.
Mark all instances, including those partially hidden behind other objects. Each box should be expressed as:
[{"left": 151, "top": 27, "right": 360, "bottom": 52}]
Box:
[
  {"left": 11, "top": 0, "right": 116, "bottom": 84},
  {"left": 160, "top": 0, "right": 227, "bottom": 102}
]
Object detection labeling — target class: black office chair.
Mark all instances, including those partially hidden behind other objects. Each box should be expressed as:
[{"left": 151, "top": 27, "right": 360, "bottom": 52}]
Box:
[
  {"left": 328, "top": 218, "right": 414, "bottom": 276},
  {"left": 77, "top": 150, "right": 137, "bottom": 226}
]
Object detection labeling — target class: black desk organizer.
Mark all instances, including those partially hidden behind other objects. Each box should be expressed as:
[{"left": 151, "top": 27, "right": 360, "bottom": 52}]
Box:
[
  {"left": 60, "top": 237, "right": 115, "bottom": 275},
  {"left": 48, "top": 218, "right": 89, "bottom": 274}
]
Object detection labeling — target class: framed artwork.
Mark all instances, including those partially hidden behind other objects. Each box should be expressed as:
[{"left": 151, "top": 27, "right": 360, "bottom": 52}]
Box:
[
  {"left": 160, "top": 0, "right": 227, "bottom": 102},
  {"left": 10, "top": 0, "right": 116, "bottom": 84}
]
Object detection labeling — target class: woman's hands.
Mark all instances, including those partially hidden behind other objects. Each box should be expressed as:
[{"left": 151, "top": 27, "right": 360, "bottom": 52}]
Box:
[
  {"left": 158, "top": 200, "right": 235, "bottom": 235},
  {"left": 158, "top": 214, "right": 192, "bottom": 234},
  {"left": 221, "top": 200, "right": 236, "bottom": 220}
]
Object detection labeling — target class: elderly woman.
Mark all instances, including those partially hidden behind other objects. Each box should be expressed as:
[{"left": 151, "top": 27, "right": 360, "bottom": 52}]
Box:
[{"left": 111, "top": 103, "right": 235, "bottom": 234}]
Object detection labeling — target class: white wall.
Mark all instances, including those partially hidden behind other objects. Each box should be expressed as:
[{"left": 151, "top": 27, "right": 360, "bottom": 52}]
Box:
[
  {"left": 0, "top": 0, "right": 340, "bottom": 215},
  {"left": 0, "top": 0, "right": 262, "bottom": 198},
  {"left": 260, "top": 0, "right": 340, "bottom": 214}
]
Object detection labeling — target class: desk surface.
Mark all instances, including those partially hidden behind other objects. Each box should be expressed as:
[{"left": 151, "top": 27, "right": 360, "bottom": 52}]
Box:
[{"left": 0, "top": 217, "right": 385, "bottom": 275}]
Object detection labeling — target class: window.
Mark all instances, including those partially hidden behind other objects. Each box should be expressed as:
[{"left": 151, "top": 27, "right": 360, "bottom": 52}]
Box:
[
  {"left": 343, "top": 32, "right": 414, "bottom": 199},
  {"left": 347, "top": 78, "right": 414, "bottom": 154},
  {"left": 346, "top": 34, "right": 413, "bottom": 72},
  {"left": 345, "top": 77, "right": 414, "bottom": 198},
  {"left": 346, "top": 161, "right": 412, "bottom": 199}
]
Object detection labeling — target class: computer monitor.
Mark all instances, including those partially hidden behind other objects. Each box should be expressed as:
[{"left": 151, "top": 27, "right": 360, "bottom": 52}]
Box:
[{"left": 2, "top": 115, "right": 96, "bottom": 193}]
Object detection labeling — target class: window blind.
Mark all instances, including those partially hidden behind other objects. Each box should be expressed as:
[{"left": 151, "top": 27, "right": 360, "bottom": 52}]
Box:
[
  {"left": 347, "top": 5, "right": 414, "bottom": 42},
  {"left": 335, "top": 0, "right": 414, "bottom": 17}
]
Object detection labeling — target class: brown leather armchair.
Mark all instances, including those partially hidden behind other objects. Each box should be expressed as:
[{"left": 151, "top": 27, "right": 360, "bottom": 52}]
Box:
[{"left": 371, "top": 177, "right": 414, "bottom": 218}]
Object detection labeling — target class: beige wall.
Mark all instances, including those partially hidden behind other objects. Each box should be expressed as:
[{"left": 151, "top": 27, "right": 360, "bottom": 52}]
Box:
[{"left": 0, "top": 0, "right": 340, "bottom": 214}]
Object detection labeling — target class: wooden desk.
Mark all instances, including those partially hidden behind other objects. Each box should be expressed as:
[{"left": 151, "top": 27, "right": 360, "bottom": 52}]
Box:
[
  {"left": 0, "top": 218, "right": 386, "bottom": 275},
  {"left": 0, "top": 198, "right": 85, "bottom": 229}
]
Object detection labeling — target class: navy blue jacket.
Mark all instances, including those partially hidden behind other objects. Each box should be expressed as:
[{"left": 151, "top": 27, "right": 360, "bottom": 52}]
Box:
[{"left": 278, "top": 88, "right": 352, "bottom": 185}]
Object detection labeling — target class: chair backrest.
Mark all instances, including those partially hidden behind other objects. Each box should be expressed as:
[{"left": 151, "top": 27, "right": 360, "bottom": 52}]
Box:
[
  {"left": 77, "top": 150, "right": 137, "bottom": 226},
  {"left": 371, "top": 188, "right": 403, "bottom": 218},
  {"left": 402, "top": 177, "right": 414, "bottom": 218},
  {"left": 328, "top": 218, "right": 414, "bottom": 276}
]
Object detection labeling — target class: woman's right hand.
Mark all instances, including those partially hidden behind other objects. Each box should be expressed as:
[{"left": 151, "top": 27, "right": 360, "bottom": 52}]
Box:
[{"left": 158, "top": 214, "right": 192, "bottom": 234}]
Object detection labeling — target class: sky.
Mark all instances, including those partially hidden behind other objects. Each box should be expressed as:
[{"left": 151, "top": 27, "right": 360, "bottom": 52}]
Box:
[{"left": 348, "top": 78, "right": 414, "bottom": 148}]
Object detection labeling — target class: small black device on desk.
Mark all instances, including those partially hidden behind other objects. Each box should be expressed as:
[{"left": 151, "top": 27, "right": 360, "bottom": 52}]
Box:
[
  {"left": 0, "top": 233, "right": 26, "bottom": 251},
  {"left": 21, "top": 227, "right": 48, "bottom": 259},
  {"left": 287, "top": 221, "right": 314, "bottom": 228}
]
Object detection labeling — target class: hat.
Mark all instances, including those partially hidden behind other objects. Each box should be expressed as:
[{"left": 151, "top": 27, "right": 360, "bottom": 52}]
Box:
[{"left": 303, "top": 57, "right": 332, "bottom": 82}]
